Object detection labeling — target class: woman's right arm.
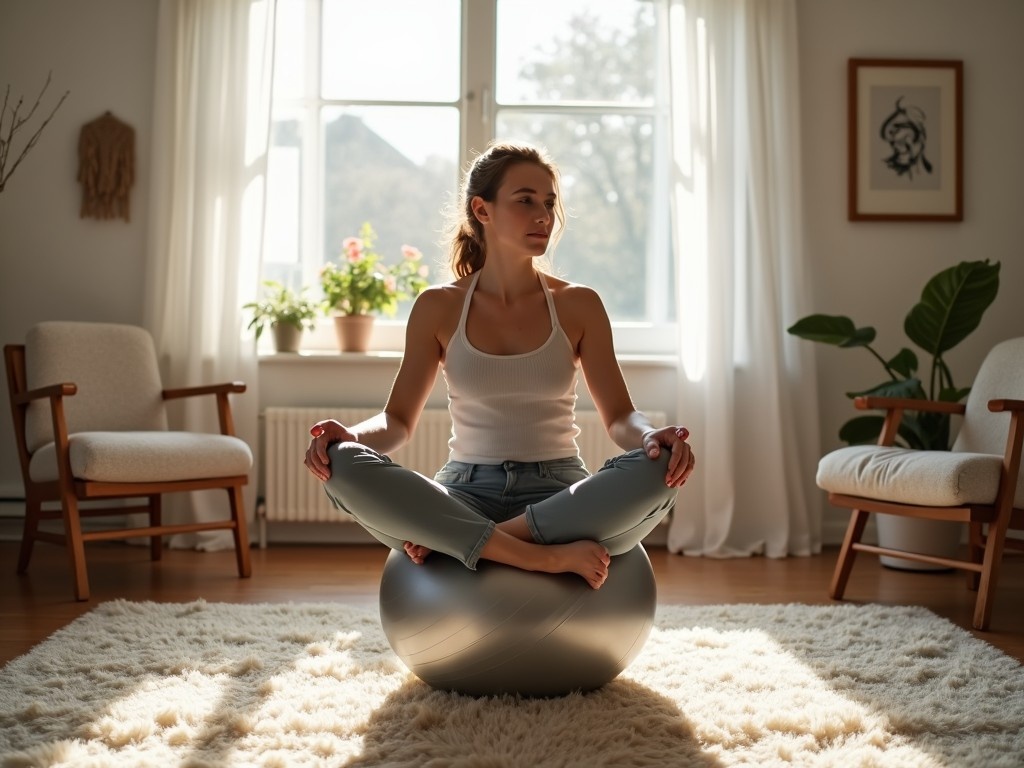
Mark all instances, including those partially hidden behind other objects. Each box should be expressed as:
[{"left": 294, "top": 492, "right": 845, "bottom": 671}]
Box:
[{"left": 305, "top": 288, "right": 447, "bottom": 480}]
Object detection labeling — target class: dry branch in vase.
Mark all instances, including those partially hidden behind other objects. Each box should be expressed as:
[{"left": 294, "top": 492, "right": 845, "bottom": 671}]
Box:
[{"left": 0, "top": 72, "right": 69, "bottom": 194}]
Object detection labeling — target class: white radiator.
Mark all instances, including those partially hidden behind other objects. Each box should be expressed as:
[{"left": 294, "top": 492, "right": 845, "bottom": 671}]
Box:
[{"left": 260, "top": 407, "right": 665, "bottom": 542}]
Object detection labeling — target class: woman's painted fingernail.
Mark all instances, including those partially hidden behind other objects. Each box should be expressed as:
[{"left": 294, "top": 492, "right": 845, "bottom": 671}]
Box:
[
  {"left": 310, "top": 425, "right": 324, "bottom": 437},
  {"left": 675, "top": 427, "right": 689, "bottom": 440}
]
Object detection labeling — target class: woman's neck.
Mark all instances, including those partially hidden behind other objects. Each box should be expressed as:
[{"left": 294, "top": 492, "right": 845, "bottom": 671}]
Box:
[{"left": 475, "top": 260, "right": 543, "bottom": 304}]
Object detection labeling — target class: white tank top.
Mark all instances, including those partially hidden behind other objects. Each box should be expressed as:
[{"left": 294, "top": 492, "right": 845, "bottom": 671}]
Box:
[{"left": 442, "top": 271, "right": 580, "bottom": 463}]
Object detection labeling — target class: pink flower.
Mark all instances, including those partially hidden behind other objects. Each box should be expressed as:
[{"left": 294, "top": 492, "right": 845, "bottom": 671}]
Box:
[
  {"left": 401, "top": 245, "right": 422, "bottom": 261},
  {"left": 343, "top": 237, "right": 362, "bottom": 262},
  {"left": 384, "top": 275, "right": 398, "bottom": 293}
]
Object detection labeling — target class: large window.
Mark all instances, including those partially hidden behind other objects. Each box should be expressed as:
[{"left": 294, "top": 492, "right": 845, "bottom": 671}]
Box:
[{"left": 264, "top": 0, "right": 673, "bottom": 349}]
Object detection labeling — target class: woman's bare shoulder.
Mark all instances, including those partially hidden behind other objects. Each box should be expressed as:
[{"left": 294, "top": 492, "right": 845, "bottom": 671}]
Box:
[
  {"left": 410, "top": 277, "right": 472, "bottom": 349},
  {"left": 544, "top": 275, "right": 605, "bottom": 312},
  {"left": 543, "top": 275, "right": 610, "bottom": 352},
  {"left": 414, "top": 277, "right": 471, "bottom": 312}
]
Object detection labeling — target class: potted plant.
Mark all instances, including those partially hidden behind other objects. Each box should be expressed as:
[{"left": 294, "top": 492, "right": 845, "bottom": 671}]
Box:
[
  {"left": 320, "top": 222, "right": 429, "bottom": 352},
  {"left": 244, "top": 280, "right": 320, "bottom": 353},
  {"left": 788, "top": 259, "right": 1001, "bottom": 568}
]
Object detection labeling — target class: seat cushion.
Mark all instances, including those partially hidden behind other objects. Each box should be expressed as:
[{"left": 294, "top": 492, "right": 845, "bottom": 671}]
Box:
[
  {"left": 816, "top": 446, "right": 1004, "bottom": 507},
  {"left": 29, "top": 432, "right": 253, "bottom": 484}
]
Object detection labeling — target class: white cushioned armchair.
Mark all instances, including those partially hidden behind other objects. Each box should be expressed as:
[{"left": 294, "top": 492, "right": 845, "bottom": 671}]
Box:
[
  {"left": 817, "top": 336, "right": 1024, "bottom": 630},
  {"left": 4, "top": 321, "right": 253, "bottom": 600}
]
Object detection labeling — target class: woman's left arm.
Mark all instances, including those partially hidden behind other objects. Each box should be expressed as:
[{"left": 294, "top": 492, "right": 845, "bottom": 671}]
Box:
[{"left": 569, "top": 285, "right": 694, "bottom": 487}]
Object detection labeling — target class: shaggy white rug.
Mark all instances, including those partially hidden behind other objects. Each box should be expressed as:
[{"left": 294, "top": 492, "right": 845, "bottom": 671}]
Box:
[{"left": 1, "top": 601, "right": 1022, "bottom": 767}]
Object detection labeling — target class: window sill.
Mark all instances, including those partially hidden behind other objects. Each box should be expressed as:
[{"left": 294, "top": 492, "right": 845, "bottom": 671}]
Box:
[
  {"left": 270, "top": 320, "right": 680, "bottom": 360},
  {"left": 257, "top": 349, "right": 678, "bottom": 368},
  {"left": 257, "top": 349, "right": 403, "bottom": 365}
]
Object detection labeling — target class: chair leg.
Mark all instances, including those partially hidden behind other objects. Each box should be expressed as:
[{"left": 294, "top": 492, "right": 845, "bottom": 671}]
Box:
[
  {"left": 60, "top": 492, "right": 91, "bottom": 601},
  {"left": 966, "top": 522, "right": 984, "bottom": 591},
  {"left": 973, "top": 517, "right": 1011, "bottom": 631},
  {"left": 149, "top": 494, "right": 163, "bottom": 561},
  {"left": 830, "top": 508, "right": 870, "bottom": 600},
  {"left": 17, "top": 497, "right": 43, "bottom": 574},
  {"left": 228, "top": 484, "right": 252, "bottom": 578}
]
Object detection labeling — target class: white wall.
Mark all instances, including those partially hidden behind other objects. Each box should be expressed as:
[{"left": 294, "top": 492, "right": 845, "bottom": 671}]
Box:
[{"left": 1, "top": 0, "right": 1021, "bottom": 544}]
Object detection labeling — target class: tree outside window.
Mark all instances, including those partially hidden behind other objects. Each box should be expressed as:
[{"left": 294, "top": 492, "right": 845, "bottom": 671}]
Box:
[{"left": 264, "top": 0, "right": 672, "bottom": 333}]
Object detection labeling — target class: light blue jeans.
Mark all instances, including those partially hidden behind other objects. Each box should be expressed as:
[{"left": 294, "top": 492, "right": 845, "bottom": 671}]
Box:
[{"left": 322, "top": 443, "right": 678, "bottom": 569}]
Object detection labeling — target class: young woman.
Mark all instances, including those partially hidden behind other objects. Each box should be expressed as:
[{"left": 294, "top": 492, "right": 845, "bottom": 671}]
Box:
[{"left": 304, "top": 142, "right": 695, "bottom": 589}]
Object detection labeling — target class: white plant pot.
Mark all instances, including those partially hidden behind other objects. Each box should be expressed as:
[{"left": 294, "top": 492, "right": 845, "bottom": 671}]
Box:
[
  {"left": 271, "top": 323, "right": 303, "bottom": 353},
  {"left": 876, "top": 515, "right": 963, "bottom": 571}
]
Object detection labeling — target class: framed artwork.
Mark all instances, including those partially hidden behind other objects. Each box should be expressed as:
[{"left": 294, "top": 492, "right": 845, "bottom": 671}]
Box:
[{"left": 848, "top": 58, "right": 963, "bottom": 222}]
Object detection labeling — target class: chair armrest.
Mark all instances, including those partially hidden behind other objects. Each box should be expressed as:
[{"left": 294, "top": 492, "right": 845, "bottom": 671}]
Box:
[
  {"left": 162, "top": 381, "right": 246, "bottom": 437},
  {"left": 853, "top": 396, "right": 965, "bottom": 447},
  {"left": 12, "top": 382, "right": 77, "bottom": 475},
  {"left": 853, "top": 396, "right": 966, "bottom": 415},
  {"left": 12, "top": 382, "right": 77, "bottom": 405},
  {"left": 162, "top": 381, "right": 246, "bottom": 400},
  {"left": 989, "top": 399, "right": 1024, "bottom": 413}
]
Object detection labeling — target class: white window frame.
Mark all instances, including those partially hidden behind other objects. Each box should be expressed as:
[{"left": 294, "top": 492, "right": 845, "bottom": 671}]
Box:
[{"left": 270, "top": 0, "right": 677, "bottom": 357}]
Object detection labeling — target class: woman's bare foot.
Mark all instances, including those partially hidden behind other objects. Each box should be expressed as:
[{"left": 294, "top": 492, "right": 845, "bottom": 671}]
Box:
[
  {"left": 480, "top": 531, "right": 610, "bottom": 589},
  {"left": 403, "top": 541, "right": 432, "bottom": 565},
  {"left": 545, "top": 540, "right": 611, "bottom": 588}
]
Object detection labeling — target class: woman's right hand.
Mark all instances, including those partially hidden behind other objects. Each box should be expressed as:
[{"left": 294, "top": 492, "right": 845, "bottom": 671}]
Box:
[{"left": 304, "top": 419, "right": 356, "bottom": 482}]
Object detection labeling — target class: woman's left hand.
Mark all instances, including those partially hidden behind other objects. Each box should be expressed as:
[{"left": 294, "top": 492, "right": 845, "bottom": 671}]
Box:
[
  {"left": 642, "top": 426, "right": 695, "bottom": 488},
  {"left": 403, "top": 541, "right": 432, "bottom": 565}
]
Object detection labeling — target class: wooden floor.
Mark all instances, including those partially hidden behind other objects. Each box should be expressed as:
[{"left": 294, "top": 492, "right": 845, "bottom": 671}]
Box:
[{"left": 2, "top": 541, "right": 1022, "bottom": 666}]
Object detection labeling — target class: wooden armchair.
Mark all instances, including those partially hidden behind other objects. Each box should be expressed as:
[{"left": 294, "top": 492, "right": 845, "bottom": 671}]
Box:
[
  {"left": 4, "top": 321, "right": 253, "bottom": 600},
  {"left": 817, "top": 337, "right": 1024, "bottom": 630}
]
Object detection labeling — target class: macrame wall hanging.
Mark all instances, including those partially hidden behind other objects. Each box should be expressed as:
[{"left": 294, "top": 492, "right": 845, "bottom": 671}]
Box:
[{"left": 77, "top": 111, "right": 135, "bottom": 222}]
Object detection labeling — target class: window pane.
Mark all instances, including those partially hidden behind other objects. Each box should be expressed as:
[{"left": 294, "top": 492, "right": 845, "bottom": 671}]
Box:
[
  {"left": 322, "top": 0, "right": 461, "bottom": 102},
  {"left": 263, "top": 109, "right": 304, "bottom": 290},
  {"left": 272, "top": 0, "right": 308, "bottom": 101},
  {"left": 496, "top": 0, "right": 656, "bottom": 105},
  {"left": 322, "top": 106, "right": 459, "bottom": 313},
  {"left": 496, "top": 110, "right": 667, "bottom": 322}
]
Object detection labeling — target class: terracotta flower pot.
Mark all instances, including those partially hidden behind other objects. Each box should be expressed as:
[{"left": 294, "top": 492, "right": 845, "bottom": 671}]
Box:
[{"left": 333, "top": 314, "right": 375, "bottom": 353}]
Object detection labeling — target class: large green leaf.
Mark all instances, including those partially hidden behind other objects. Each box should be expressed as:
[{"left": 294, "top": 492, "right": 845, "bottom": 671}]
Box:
[
  {"left": 939, "top": 386, "right": 971, "bottom": 403},
  {"left": 897, "top": 414, "right": 932, "bottom": 450},
  {"left": 911, "top": 411, "right": 951, "bottom": 451},
  {"left": 787, "top": 315, "right": 875, "bottom": 347},
  {"left": 886, "top": 348, "right": 918, "bottom": 378},
  {"left": 845, "top": 377, "right": 924, "bottom": 400},
  {"left": 839, "top": 415, "right": 885, "bottom": 445},
  {"left": 904, "top": 260, "right": 1000, "bottom": 356}
]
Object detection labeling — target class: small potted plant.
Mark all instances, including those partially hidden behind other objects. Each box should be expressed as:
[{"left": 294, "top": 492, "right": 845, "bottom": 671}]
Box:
[
  {"left": 244, "top": 280, "right": 320, "bottom": 353},
  {"left": 320, "top": 222, "right": 429, "bottom": 352}
]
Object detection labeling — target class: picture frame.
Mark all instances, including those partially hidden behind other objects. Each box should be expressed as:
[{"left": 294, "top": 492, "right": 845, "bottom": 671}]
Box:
[{"left": 848, "top": 58, "right": 963, "bottom": 222}]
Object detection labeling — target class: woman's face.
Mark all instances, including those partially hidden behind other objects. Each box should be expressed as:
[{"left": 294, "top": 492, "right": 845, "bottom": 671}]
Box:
[{"left": 474, "top": 162, "right": 557, "bottom": 257}]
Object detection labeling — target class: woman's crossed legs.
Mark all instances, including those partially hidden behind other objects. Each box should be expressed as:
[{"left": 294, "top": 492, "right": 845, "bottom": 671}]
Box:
[{"left": 322, "top": 443, "right": 677, "bottom": 588}]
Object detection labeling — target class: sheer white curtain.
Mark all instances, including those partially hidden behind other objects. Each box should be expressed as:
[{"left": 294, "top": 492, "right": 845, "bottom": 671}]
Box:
[
  {"left": 666, "top": 0, "right": 822, "bottom": 558},
  {"left": 144, "top": 0, "right": 275, "bottom": 548}
]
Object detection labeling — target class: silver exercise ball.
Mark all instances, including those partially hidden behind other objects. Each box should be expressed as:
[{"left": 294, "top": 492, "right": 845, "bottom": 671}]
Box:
[{"left": 378, "top": 543, "right": 657, "bottom": 697}]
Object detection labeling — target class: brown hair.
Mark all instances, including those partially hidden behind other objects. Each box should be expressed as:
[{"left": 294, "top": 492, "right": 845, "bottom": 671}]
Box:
[{"left": 444, "top": 141, "right": 566, "bottom": 278}]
